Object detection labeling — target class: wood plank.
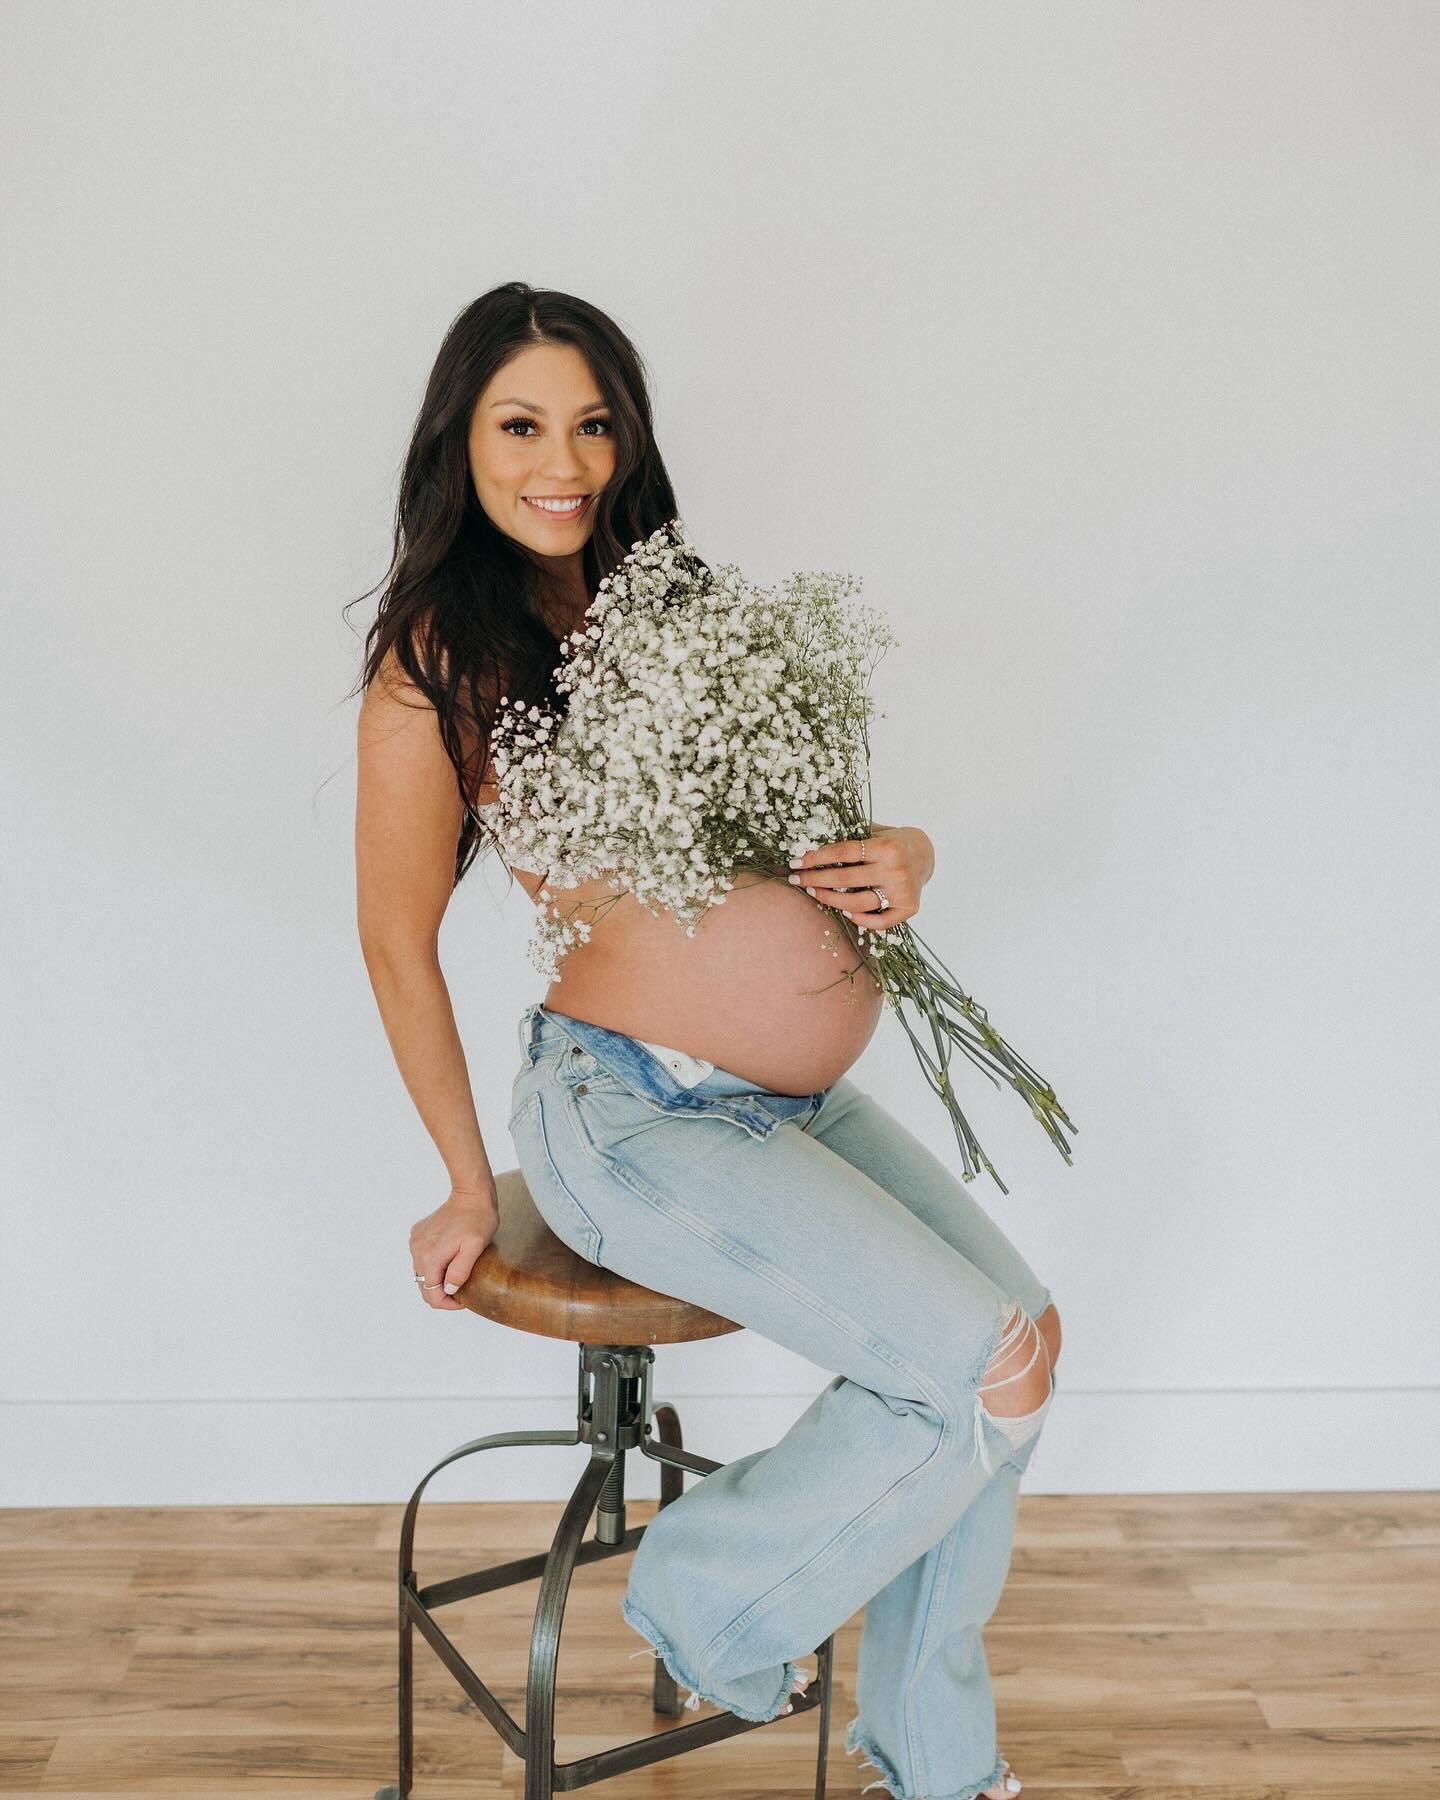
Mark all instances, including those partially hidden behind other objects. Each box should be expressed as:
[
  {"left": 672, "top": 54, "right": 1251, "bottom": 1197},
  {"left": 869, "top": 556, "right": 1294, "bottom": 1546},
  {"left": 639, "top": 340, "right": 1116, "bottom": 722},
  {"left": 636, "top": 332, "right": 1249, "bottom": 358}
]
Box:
[{"left": 0, "top": 1490, "right": 1434, "bottom": 1795}]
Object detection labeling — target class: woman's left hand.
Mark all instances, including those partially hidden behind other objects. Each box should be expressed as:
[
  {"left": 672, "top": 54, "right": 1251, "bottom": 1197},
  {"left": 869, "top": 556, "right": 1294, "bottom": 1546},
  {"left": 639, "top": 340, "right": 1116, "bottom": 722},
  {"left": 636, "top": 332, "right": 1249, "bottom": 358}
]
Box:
[{"left": 786, "top": 823, "right": 935, "bottom": 930}]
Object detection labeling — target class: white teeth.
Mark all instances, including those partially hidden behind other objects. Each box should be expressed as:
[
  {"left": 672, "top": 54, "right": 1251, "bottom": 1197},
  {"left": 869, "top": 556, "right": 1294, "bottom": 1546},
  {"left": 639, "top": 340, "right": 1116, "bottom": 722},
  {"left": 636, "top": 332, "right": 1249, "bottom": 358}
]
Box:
[{"left": 525, "top": 495, "right": 587, "bottom": 513}]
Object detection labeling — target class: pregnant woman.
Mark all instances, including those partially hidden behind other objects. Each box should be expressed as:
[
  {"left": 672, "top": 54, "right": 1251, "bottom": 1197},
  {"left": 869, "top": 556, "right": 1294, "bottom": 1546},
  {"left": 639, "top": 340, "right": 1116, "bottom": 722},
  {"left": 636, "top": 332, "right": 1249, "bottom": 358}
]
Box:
[{"left": 354, "top": 282, "right": 1060, "bottom": 1800}]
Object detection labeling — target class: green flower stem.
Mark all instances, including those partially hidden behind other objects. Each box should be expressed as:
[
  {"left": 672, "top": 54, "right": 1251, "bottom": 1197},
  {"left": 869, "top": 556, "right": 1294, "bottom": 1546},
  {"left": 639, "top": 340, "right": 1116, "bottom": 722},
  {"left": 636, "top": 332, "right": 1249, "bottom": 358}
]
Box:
[
  {"left": 807, "top": 769, "right": 1078, "bottom": 1194},
  {"left": 848, "top": 909, "right": 1077, "bottom": 1194}
]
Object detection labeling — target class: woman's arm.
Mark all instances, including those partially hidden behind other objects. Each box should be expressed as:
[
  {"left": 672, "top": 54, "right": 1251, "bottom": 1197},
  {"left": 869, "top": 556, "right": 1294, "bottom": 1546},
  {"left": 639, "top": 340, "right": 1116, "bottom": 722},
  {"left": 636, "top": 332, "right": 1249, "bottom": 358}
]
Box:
[{"left": 356, "top": 648, "right": 496, "bottom": 1310}]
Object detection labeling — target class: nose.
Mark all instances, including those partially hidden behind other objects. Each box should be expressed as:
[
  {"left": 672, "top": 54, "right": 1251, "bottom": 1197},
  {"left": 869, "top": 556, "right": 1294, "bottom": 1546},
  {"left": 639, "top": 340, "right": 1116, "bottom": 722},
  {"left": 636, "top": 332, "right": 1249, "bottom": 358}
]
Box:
[{"left": 533, "top": 444, "right": 590, "bottom": 484}]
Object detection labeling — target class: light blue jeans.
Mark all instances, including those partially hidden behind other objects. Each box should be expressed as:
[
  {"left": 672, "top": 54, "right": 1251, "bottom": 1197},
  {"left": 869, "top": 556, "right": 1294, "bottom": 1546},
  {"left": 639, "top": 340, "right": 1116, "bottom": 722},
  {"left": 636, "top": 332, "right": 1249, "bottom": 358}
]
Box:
[{"left": 508, "top": 1001, "right": 1058, "bottom": 1800}]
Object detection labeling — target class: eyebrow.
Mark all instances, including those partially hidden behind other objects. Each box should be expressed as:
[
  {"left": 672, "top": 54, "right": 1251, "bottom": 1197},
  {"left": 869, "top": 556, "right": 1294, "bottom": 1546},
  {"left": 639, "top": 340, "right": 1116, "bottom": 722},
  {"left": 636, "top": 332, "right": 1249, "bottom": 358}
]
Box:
[{"left": 488, "top": 397, "right": 609, "bottom": 414}]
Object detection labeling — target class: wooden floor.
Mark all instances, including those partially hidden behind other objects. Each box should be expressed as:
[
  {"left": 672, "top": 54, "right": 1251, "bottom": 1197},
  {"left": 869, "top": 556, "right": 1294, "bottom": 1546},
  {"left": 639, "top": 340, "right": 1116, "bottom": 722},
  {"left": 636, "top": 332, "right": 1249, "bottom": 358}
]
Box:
[{"left": 1, "top": 1490, "right": 1437, "bottom": 1798}]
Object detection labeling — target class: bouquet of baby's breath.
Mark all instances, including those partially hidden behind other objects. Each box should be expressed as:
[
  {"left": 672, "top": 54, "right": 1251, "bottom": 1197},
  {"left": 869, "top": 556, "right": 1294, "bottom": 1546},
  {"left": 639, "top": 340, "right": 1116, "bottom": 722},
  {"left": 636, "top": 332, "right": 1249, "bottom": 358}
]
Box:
[{"left": 488, "top": 518, "right": 1076, "bottom": 1192}]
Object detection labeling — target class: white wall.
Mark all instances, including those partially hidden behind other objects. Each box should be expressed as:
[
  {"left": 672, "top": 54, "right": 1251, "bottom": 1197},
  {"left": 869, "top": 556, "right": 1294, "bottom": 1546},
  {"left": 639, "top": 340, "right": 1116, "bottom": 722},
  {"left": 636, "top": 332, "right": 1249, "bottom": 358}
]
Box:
[{"left": 3, "top": 0, "right": 1436, "bottom": 1504}]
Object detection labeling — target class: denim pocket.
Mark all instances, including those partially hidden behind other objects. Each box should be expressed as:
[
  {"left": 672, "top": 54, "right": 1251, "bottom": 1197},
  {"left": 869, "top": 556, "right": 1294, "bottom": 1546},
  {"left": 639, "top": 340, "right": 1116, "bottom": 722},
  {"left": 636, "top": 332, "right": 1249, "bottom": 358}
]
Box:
[{"left": 508, "top": 1089, "right": 605, "bottom": 1266}]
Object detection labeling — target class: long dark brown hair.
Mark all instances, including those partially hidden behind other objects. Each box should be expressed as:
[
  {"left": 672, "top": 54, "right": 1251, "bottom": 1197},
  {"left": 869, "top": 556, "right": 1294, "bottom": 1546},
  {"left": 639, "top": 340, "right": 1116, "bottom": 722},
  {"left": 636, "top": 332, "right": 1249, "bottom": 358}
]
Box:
[{"left": 343, "top": 281, "right": 689, "bottom": 889}]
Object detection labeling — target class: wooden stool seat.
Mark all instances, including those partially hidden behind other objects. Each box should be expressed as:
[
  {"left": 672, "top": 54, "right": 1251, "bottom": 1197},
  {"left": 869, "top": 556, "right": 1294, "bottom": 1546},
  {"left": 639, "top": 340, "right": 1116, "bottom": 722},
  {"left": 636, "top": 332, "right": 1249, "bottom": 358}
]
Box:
[{"left": 455, "top": 1167, "right": 742, "bottom": 1345}]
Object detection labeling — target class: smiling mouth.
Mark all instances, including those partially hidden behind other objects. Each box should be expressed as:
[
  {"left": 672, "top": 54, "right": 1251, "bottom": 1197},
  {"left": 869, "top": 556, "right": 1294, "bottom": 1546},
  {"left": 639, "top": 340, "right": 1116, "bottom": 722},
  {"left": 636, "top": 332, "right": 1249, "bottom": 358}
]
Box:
[{"left": 522, "top": 494, "right": 592, "bottom": 519}]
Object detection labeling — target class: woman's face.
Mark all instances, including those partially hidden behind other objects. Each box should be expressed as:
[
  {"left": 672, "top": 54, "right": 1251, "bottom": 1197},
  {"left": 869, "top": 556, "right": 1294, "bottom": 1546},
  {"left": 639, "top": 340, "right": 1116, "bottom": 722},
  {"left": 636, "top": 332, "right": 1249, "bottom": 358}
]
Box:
[{"left": 468, "top": 342, "right": 617, "bottom": 556}]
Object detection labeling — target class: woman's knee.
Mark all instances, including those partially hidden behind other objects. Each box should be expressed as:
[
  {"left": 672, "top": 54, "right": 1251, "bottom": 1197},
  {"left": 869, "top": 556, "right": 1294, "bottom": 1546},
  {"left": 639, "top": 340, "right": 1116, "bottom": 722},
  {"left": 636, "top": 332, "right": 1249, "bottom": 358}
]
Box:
[
  {"left": 1036, "top": 1300, "right": 1061, "bottom": 1375},
  {"left": 978, "top": 1302, "right": 1055, "bottom": 1418}
]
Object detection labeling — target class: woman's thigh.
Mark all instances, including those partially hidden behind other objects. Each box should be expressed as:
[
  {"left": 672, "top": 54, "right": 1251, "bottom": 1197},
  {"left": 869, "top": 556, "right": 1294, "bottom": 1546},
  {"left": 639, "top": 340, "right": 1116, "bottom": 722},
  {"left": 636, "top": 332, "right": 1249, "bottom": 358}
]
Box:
[
  {"left": 508, "top": 1054, "right": 1022, "bottom": 1421},
  {"left": 806, "top": 1075, "right": 1052, "bottom": 1322}
]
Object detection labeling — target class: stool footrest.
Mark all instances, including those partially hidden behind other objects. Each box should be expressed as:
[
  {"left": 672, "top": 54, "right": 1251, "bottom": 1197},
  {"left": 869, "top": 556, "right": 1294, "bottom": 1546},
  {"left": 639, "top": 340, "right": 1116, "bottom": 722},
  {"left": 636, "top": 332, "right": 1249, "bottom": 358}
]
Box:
[
  {"left": 536, "top": 1660, "right": 831, "bottom": 1788},
  {"left": 417, "top": 1524, "right": 644, "bottom": 1610}
]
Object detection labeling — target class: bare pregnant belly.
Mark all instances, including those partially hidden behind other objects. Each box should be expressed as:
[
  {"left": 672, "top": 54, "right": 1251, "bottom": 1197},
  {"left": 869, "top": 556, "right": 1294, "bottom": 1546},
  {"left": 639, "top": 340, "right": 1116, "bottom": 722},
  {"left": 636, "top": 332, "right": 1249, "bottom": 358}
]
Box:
[{"left": 527, "top": 868, "right": 886, "bottom": 1094}]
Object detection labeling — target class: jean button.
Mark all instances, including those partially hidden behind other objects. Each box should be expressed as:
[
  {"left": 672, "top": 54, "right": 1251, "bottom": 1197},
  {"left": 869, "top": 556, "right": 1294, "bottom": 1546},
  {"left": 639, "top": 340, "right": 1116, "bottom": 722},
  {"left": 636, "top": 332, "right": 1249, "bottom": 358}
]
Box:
[{"left": 576, "top": 1083, "right": 588, "bottom": 1095}]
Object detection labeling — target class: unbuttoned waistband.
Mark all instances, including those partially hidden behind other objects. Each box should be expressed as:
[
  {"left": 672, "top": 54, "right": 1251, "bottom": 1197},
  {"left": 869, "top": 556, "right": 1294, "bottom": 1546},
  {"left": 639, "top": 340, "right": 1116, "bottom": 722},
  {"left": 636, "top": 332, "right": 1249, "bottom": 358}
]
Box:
[{"left": 515, "top": 1003, "right": 825, "bottom": 1141}]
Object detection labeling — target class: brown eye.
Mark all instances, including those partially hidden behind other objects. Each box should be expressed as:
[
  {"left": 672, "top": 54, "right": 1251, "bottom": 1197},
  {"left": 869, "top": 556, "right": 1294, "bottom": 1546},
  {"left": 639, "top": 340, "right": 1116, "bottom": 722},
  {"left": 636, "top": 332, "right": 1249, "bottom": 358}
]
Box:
[{"left": 500, "top": 416, "right": 612, "bottom": 437}]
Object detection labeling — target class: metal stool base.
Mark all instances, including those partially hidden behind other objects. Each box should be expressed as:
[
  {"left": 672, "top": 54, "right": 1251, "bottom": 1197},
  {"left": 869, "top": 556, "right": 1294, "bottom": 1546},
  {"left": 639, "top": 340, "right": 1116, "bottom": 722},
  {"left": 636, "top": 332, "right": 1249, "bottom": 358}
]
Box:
[{"left": 375, "top": 1341, "right": 833, "bottom": 1799}]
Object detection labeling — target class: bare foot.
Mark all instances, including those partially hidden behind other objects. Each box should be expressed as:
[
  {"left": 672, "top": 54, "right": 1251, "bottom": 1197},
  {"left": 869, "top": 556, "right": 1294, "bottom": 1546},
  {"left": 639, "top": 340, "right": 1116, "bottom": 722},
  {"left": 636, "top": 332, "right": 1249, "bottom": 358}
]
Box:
[{"left": 979, "top": 1758, "right": 1022, "bottom": 1796}]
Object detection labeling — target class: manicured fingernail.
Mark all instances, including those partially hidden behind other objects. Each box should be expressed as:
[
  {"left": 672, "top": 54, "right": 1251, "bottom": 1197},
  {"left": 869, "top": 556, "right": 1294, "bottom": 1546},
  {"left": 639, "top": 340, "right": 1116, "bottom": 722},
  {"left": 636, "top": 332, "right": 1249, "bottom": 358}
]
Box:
[
  {"left": 788, "top": 856, "right": 804, "bottom": 867},
  {"left": 805, "top": 886, "right": 815, "bottom": 896},
  {"left": 443, "top": 1282, "right": 459, "bottom": 1294},
  {"left": 787, "top": 873, "right": 800, "bottom": 883}
]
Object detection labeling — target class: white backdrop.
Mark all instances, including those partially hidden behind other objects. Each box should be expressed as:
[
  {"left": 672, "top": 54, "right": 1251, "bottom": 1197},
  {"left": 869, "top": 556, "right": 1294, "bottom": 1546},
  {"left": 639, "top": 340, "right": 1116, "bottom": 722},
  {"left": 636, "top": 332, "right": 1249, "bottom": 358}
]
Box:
[{"left": 3, "top": 0, "right": 1436, "bottom": 1504}]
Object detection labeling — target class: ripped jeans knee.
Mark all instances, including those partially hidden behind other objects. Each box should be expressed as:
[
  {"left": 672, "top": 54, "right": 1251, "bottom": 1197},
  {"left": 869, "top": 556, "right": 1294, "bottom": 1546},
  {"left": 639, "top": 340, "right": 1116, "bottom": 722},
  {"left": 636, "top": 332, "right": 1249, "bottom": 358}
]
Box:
[{"left": 971, "top": 1300, "right": 1056, "bottom": 1474}]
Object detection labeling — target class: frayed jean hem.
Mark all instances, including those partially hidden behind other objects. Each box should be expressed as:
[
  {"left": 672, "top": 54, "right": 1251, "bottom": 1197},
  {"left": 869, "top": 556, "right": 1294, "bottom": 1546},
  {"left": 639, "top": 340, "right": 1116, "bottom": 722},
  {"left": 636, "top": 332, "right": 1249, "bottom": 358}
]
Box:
[
  {"left": 846, "top": 1716, "right": 1008, "bottom": 1800},
  {"left": 621, "top": 1595, "right": 810, "bottom": 1724}
]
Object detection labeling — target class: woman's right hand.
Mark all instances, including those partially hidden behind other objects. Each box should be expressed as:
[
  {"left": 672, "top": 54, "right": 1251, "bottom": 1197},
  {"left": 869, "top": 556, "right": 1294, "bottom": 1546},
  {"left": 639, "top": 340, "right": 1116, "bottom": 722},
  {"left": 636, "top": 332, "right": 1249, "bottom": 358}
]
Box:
[{"left": 409, "top": 1185, "right": 500, "bottom": 1310}]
